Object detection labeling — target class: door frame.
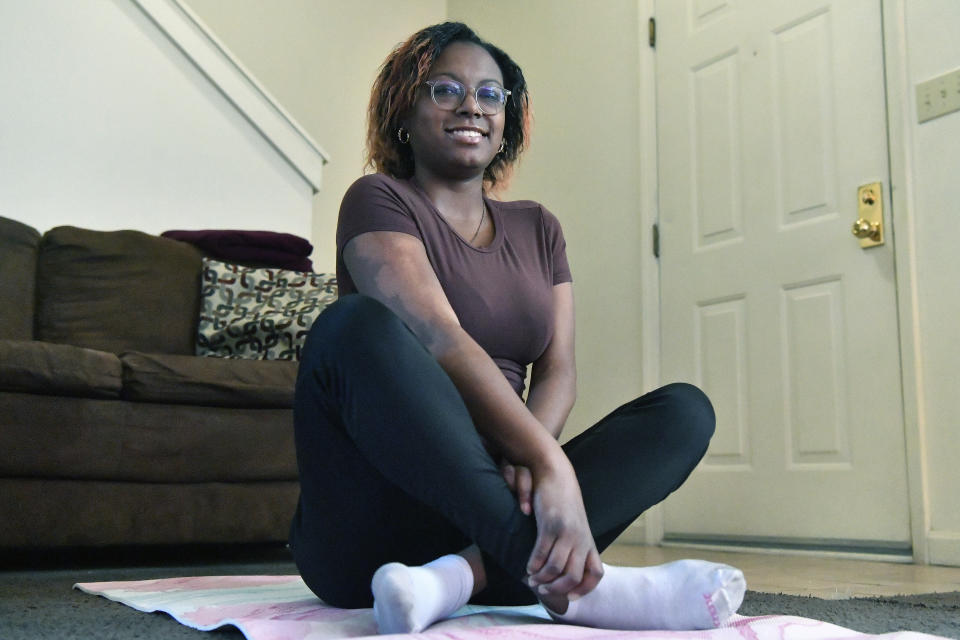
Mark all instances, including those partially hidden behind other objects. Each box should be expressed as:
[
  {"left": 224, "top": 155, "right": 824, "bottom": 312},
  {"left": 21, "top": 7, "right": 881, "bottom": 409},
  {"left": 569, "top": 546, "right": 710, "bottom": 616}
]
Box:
[{"left": 635, "top": 0, "right": 930, "bottom": 563}]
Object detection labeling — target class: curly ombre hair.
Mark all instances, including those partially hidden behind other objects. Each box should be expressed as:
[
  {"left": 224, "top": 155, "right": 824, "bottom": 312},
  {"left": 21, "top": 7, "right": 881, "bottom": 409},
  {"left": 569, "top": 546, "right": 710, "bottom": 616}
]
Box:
[{"left": 365, "top": 22, "right": 532, "bottom": 192}]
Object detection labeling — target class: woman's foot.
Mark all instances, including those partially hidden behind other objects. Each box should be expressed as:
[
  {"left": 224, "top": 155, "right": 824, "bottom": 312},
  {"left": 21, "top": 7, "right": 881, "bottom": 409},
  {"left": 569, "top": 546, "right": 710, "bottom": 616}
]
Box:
[
  {"left": 371, "top": 554, "right": 474, "bottom": 634},
  {"left": 541, "top": 559, "right": 746, "bottom": 630}
]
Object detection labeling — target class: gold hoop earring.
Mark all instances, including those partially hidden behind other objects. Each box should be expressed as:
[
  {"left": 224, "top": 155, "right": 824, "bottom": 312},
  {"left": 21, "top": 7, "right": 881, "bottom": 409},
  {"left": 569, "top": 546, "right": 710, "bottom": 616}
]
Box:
[
  {"left": 498, "top": 140, "right": 506, "bottom": 154},
  {"left": 397, "top": 128, "right": 410, "bottom": 144}
]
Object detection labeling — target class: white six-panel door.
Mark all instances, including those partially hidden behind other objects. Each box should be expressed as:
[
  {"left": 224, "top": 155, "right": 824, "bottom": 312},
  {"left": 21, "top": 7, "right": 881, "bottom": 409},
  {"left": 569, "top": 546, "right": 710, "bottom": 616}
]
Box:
[{"left": 656, "top": 0, "right": 911, "bottom": 547}]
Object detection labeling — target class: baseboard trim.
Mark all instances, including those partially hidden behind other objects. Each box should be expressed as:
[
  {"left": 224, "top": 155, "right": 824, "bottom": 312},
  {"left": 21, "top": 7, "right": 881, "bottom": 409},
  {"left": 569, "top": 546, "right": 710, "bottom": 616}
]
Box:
[
  {"left": 660, "top": 534, "right": 913, "bottom": 564},
  {"left": 619, "top": 520, "right": 647, "bottom": 545},
  {"left": 927, "top": 531, "right": 960, "bottom": 566}
]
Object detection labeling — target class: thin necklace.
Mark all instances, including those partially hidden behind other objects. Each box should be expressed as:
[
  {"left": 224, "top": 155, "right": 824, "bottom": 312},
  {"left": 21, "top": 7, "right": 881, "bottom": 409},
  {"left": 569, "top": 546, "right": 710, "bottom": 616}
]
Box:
[
  {"left": 469, "top": 202, "right": 486, "bottom": 243},
  {"left": 410, "top": 177, "right": 486, "bottom": 244}
]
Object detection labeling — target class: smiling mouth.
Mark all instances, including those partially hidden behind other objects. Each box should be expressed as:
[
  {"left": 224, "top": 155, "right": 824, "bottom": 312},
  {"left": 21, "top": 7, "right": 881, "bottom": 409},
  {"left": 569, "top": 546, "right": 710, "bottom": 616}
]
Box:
[{"left": 445, "top": 127, "right": 487, "bottom": 141}]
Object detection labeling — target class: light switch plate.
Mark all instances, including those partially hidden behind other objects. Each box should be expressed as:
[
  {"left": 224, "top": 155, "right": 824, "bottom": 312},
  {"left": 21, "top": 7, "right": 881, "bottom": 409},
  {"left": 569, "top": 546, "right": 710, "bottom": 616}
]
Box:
[{"left": 916, "top": 67, "right": 960, "bottom": 123}]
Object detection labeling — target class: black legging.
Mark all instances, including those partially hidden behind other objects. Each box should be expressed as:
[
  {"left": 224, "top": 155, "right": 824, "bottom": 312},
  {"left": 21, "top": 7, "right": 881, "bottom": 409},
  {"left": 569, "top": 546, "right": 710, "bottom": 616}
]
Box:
[{"left": 289, "top": 294, "right": 714, "bottom": 608}]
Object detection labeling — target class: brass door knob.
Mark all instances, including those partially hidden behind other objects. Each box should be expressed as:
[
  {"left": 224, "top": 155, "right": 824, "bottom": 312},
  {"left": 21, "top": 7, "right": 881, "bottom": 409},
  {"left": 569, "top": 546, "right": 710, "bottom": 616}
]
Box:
[{"left": 852, "top": 218, "right": 881, "bottom": 241}]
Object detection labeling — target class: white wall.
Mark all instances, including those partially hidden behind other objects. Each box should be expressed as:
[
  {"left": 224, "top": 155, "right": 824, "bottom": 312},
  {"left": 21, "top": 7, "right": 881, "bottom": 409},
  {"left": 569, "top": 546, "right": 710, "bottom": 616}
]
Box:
[
  {"left": 900, "top": 0, "right": 960, "bottom": 565},
  {"left": 182, "top": 0, "right": 447, "bottom": 271},
  {"left": 0, "top": 0, "right": 313, "bottom": 238}
]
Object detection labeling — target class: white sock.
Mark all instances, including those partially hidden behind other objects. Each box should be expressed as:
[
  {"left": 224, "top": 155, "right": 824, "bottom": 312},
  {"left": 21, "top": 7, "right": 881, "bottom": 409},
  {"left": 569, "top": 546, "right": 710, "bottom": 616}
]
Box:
[
  {"left": 546, "top": 559, "right": 745, "bottom": 630},
  {"left": 371, "top": 554, "right": 474, "bottom": 634}
]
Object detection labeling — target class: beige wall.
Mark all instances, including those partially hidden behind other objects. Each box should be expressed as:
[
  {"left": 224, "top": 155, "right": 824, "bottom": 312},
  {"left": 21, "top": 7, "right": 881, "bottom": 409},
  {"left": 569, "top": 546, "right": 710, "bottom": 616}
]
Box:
[
  {"left": 447, "top": 0, "right": 646, "bottom": 439},
  {"left": 899, "top": 0, "right": 960, "bottom": 565},
  {"left": 183, "top": 0, "right": 446, "bottom": 270}
]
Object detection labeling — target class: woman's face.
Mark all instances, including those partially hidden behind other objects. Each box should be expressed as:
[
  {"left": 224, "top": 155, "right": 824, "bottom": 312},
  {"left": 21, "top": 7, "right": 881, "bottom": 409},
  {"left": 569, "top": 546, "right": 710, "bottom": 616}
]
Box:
[{"left": 404, "top": 41, "right": 506, "bottom": 181}]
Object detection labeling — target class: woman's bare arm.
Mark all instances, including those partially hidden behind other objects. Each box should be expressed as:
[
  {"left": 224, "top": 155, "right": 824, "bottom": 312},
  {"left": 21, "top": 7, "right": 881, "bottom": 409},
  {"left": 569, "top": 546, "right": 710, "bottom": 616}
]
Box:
[
  {"left": 502, "top": 282, "right": 575, "bottom": 515},
  {"left": 525, "top": 282, "right": 576, "bottom": 440}
]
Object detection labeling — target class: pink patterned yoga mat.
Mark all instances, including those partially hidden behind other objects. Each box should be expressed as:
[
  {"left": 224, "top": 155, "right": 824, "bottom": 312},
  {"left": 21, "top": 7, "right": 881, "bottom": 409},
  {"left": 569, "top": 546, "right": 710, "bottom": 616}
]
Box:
[{"left": 74, "top": 575, "right": 948, "bottom": 640}]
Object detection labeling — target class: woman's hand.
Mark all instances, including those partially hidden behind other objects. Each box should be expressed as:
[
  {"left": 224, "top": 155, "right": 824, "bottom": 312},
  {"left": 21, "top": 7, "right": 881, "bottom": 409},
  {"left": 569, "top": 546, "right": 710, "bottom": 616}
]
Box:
[
  {"left": 525, "top": 458, "right": 604, "bottom": 601},
  {"left": 500, "top": 461, "right": 533, "bottom": 515}
]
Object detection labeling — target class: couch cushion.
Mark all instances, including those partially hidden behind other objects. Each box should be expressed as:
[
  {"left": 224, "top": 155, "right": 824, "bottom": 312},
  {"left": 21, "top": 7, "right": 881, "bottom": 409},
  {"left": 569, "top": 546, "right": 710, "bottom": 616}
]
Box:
[
  {"left": 0, "top": 217, "right": 41, "bottom": 340},
  {"left": 0, "top": 393, "right": 296, "bottom": 483},
  {"left": 120, "top": 351, "right": 297, "bottom": 408},
  {"left": 0, "top": 339, "right": 121, "bottom": 398},
  {"left": 197, "top": 258, "right": 337, "bottom": 360},
  {"left": 0, "top": 478, "right": 299, "bottom": 547},
  {"left": 35, "top": 225, "right": 203, "bottom": 354}
]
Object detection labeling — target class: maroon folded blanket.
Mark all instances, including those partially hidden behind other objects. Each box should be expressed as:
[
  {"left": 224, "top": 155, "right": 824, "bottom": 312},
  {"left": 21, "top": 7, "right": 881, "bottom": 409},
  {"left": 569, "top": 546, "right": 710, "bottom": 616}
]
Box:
[{"left": 162, "top": 230, "right": 313, "bottom": 272}]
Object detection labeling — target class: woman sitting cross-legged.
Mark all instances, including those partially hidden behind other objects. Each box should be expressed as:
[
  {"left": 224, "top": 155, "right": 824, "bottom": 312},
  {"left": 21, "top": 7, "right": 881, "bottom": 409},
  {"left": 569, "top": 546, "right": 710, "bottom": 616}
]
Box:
[{"left": 288, "top": 21, "right": 746, "bottom": 635}]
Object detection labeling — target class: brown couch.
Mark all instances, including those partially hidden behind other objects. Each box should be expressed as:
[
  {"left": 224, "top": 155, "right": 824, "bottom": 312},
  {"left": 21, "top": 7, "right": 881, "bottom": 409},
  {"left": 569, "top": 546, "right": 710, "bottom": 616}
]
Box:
[{"left": 0, "top": 215, "right": 303, "bottom": 548}]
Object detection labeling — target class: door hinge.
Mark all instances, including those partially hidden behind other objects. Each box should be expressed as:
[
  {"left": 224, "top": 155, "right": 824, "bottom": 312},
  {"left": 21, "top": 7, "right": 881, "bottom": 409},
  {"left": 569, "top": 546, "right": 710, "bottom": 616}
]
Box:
[
  {"left": 652, "top": 223, "right": 660, "bottom": 258},
  {"left": 648, "top": 17, "right": 656, "bottom": 48}
]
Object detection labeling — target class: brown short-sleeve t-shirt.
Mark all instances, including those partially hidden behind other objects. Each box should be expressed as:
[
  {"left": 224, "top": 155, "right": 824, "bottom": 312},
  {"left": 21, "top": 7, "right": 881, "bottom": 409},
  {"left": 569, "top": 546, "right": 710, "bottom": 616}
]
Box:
[{"left": 336, "top": 173, "right": 572, "bottom": 396}]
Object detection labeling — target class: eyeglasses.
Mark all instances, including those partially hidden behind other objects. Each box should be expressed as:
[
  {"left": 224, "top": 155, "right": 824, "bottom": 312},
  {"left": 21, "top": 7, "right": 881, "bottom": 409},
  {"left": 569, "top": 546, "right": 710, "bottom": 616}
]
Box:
[{"left": 424, "top": 79, "right": 511, "bottom": 115}]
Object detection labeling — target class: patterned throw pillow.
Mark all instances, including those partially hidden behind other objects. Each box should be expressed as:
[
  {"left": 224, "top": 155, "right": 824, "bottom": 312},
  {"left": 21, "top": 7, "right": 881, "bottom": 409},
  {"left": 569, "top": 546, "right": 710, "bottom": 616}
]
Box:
[{"left": 197, "top": 258, "right": 337, "bottom": 360}]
